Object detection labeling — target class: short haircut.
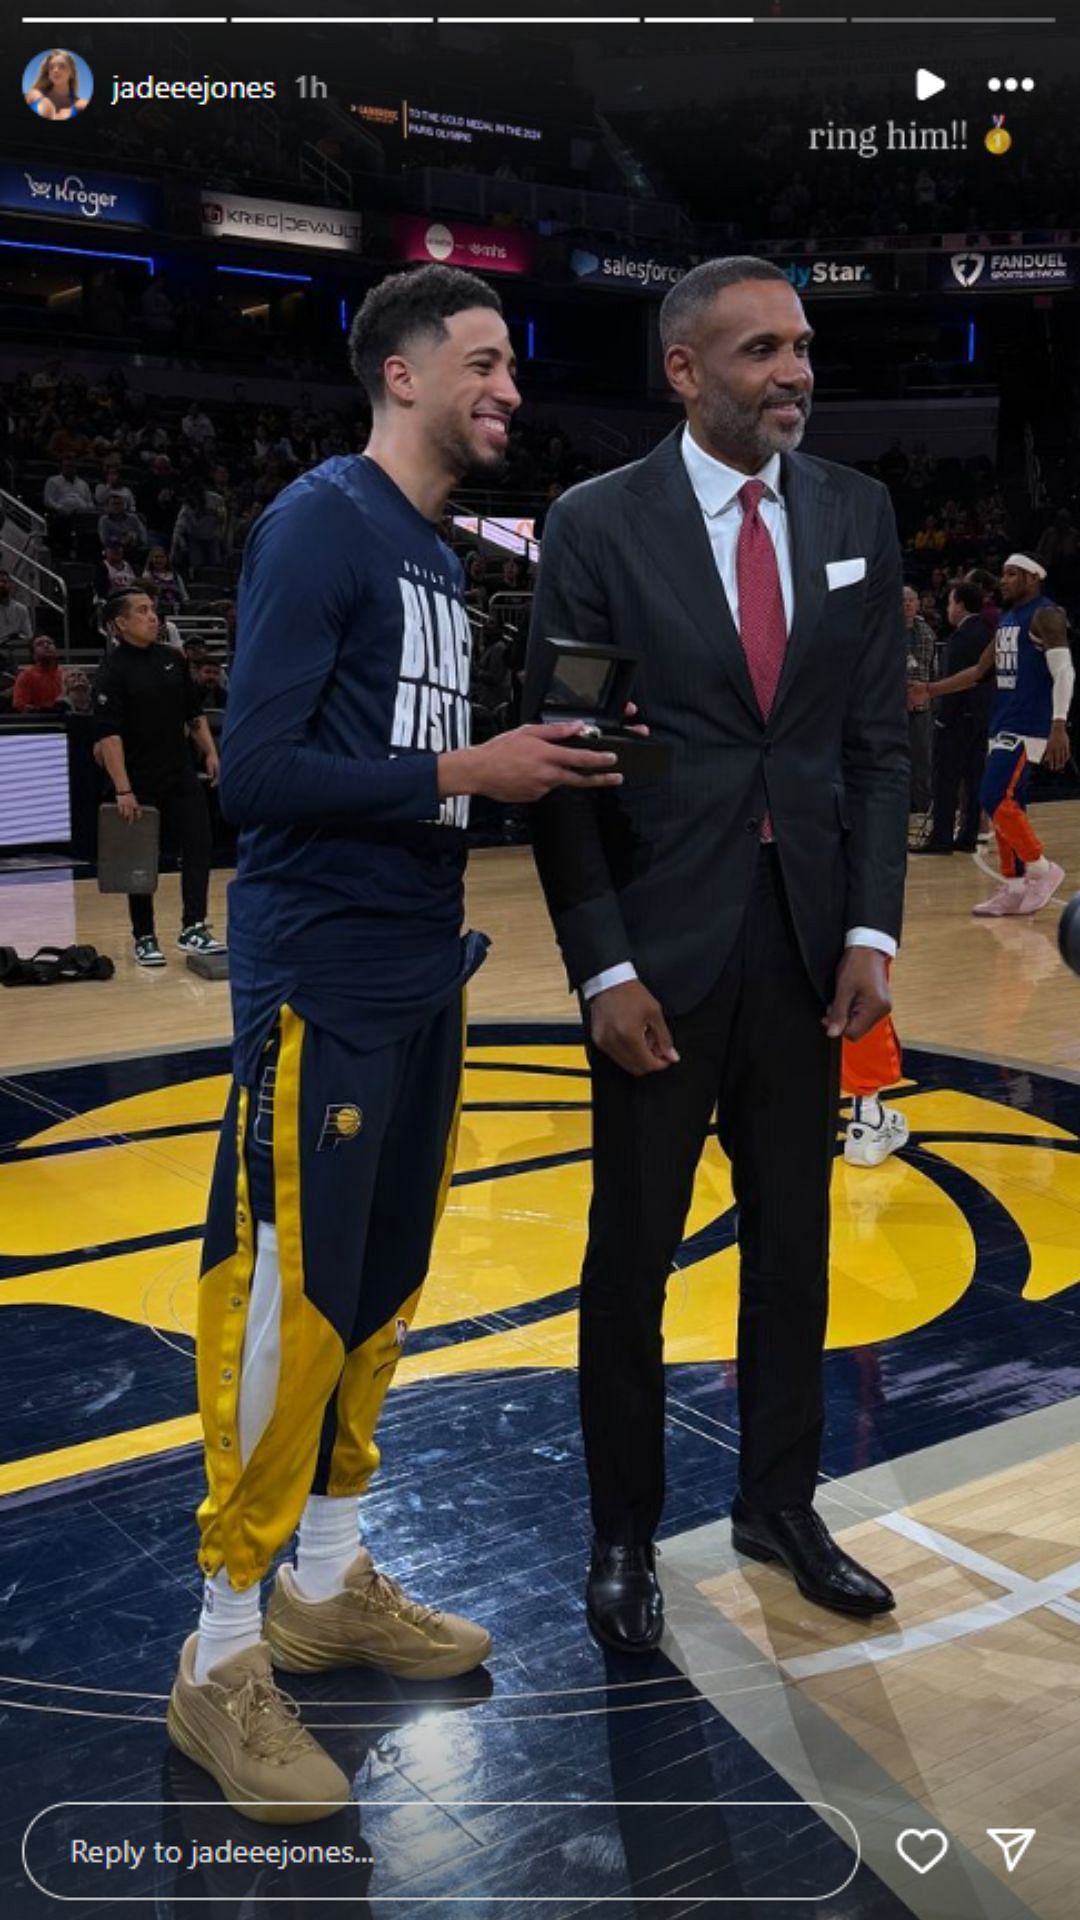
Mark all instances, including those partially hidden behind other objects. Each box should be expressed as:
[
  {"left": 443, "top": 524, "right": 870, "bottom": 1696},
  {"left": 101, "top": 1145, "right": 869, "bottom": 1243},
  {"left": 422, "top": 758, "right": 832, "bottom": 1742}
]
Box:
[
  {"left": 348, "top": 265, "right": 503, "bottom": 404},
  {"left": 965, "top": 567, "right": 999, "bottom": 598},
  {"left": 948, "top": 578, "right": 984, "bottom": 616},
  {"left": 104, "top": 587, "right": 153, "bottom": 625},
  {"left": 659, "top": 256, "right": 792, "bottom": 352}
]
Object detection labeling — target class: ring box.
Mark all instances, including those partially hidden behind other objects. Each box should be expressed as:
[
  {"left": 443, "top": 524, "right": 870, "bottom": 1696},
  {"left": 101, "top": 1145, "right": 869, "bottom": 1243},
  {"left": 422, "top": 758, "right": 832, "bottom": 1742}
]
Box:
[{"left": 528, "top": 638, "right": 671, "bottom": 786}]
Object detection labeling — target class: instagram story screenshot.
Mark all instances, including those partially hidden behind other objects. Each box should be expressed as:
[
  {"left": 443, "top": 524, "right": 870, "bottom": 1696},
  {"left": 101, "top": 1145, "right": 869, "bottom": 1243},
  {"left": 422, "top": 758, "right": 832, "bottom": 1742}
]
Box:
[{"left": 2, "top": 1, "right": 1080, "bottom": 1915}]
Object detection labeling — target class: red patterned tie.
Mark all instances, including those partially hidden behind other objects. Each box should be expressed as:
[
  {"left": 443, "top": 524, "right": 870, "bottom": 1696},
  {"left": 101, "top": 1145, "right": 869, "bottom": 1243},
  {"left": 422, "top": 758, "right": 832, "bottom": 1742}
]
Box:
[
  {"left": 736, "top": 478, "right": 787, "bottom": 842},
  {"left": 736, "top": 478, "right": 787, "bottom": 718}
]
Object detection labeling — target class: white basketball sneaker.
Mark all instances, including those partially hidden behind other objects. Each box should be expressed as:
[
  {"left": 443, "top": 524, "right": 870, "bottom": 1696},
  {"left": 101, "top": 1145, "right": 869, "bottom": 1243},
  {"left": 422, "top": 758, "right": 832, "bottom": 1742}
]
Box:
[{"left": 844, "top": 1099, "right": 910, "bottom": 1168}]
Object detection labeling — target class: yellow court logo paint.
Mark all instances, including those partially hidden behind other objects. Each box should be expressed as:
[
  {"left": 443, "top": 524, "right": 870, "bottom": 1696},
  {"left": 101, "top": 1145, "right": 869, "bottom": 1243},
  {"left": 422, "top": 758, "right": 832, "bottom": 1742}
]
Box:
[{"left": 3, "top": 1045, "right": 1079, "bottom": 1421}]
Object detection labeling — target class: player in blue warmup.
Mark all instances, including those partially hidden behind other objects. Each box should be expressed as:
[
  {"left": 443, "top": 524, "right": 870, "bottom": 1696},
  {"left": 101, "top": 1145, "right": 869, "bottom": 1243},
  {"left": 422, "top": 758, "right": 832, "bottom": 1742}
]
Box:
[
  {"left": 167, "top": 266, "right": 624, "bottom": 1822},
  {"left": 924, "top": 553, "right": 1073, "bottom": 917}
]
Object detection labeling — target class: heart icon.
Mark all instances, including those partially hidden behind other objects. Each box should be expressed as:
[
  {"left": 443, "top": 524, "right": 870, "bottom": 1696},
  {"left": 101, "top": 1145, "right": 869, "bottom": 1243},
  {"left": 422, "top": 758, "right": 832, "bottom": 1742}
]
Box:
[{"left": 896, "top": 1828, "right": 949, "bottom": 1875}]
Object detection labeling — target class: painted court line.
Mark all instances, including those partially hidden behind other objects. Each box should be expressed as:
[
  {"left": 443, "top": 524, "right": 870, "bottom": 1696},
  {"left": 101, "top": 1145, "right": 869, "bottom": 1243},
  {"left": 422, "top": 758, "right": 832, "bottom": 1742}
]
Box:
[{"left": 699, "top": 1509, "right": 1080, "bottom": 1681}]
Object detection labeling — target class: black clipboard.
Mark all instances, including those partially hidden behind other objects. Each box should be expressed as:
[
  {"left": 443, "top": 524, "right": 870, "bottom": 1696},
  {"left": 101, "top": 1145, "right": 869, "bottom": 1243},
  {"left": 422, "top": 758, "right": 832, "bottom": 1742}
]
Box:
[{"left": 97, "top": 804, "right": 160, "bottom": 895}]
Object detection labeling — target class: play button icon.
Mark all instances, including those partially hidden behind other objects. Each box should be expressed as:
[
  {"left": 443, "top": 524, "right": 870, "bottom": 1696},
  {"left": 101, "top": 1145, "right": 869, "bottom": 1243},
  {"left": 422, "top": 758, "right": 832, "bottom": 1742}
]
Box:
[{"left": 917, "top": 68, "right": 947, "bottom": 101}]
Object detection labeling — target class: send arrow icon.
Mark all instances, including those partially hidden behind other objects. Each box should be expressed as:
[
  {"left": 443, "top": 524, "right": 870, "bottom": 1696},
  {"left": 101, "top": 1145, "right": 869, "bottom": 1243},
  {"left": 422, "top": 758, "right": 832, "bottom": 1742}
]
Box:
[
  {"left": 987, "top": 1830, "right": 1036, "bottom": 1874},
  {"left": 916, "top": 68, "right": 947, "bottom": 101}
]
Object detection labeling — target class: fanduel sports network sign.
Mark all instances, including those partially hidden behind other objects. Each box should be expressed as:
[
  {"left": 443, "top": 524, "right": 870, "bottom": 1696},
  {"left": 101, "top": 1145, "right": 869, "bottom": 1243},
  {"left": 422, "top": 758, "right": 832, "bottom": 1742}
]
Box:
[
  {"left": 0, "top": 163, "right": 160, "bottom": 227},
  {"left": 393, "top": 216, "right": 534, "bottom": 276},
  {"left": 937, "top": 248, "right": 1077, "bottom": 291},
  {"left": 200, "top": 192, "right": 363, "bottom": 254}
]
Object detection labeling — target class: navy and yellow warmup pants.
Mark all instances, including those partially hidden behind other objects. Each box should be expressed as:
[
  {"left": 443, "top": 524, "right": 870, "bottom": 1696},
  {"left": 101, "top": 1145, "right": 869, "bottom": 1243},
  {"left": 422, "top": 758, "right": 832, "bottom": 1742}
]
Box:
[{"left": 196, "top": 996, "right": 464, "bottom": 1589}]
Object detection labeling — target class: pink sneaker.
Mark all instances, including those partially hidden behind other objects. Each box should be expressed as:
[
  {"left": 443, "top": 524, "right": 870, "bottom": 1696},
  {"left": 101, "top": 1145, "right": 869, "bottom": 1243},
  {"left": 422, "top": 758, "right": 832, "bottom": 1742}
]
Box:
[
  {"left": 972, "top": 883, "right": 1025, "bottom": 918},
  {"left": 1015, "top": 861, "right": 1065, "bottom": 915}
]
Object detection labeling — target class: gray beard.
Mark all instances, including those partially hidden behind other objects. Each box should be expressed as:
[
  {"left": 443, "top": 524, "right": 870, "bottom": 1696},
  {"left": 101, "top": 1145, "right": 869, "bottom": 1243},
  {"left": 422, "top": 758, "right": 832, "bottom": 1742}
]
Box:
[{"left": 696, "top": 389, "right": 809, "bottom": 469}]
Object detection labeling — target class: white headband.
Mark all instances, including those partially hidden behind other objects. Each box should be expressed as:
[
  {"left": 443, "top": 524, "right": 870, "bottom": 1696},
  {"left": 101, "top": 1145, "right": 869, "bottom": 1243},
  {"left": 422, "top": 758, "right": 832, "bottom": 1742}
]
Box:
[{"left": 1005, "top": 552, "right": 1047, "bottom": 580}]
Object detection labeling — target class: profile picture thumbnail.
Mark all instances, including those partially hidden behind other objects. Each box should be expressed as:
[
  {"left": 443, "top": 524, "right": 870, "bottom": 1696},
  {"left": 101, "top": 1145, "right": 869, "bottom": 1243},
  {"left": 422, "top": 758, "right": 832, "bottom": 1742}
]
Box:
[{"left": 22, "top": 49, "right": 93, "bottom": 122}]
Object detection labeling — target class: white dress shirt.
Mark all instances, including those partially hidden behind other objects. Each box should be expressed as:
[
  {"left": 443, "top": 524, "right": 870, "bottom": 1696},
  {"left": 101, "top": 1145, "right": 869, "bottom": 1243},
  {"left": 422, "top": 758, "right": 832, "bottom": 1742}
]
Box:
[{"left": 582, "top": 427, "right": 895, "bottom": 1001}]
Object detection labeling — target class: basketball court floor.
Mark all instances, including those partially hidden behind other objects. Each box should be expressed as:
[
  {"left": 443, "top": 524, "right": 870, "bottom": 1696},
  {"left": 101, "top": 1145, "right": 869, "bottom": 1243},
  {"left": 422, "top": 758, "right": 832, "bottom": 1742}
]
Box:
[{"left": 3, "top": 806, "right": 1080, "bottom": 1918}]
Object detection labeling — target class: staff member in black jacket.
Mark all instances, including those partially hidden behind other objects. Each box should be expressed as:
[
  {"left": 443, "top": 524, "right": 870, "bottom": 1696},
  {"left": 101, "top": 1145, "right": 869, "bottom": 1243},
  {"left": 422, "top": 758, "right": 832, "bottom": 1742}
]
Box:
[
  {"left": 914, "top": 577, "right": 993, "bottom": 855},
  {"left": 94, "top": 587, "right": 224, "bottom": 968},
  {"left": 526, "top": 258, "right": 910, "bottom": 1651}
]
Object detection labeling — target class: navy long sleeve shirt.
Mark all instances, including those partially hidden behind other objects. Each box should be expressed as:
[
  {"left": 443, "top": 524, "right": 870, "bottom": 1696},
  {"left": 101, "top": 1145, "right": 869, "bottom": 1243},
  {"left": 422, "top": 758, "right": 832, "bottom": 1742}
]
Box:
[{"left": 222, "top": 455, "right": 486, "bottom": 1081}]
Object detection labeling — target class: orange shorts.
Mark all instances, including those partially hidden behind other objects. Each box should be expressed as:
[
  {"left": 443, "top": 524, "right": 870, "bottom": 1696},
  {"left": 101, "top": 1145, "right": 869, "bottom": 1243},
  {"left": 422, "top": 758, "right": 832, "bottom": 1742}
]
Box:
[{"left": 841, "top": 1017, "right": 902, "bottom": 1098}]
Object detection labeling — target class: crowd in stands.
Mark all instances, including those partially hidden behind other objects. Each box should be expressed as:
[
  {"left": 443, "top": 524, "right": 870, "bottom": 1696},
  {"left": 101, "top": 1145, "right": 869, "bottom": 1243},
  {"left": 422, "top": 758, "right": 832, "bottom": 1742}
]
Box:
[
  {"left": 4, "top": 344, "right": 1080, "bottom": 848},
  {"left": 0, "top": 361, "right": 599, "bottom": 791}
]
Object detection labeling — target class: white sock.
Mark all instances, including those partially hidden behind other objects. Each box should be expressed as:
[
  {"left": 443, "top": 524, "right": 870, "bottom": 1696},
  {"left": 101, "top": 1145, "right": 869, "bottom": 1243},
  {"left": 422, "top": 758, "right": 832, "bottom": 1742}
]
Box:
[
  {"left": 194, "top": 1568, "right": 263, "bottom": 1683},
  {"left": 1026, "top": 856, "right": 1050, "bottom": 876},
  {"left": 1005, "top": 875, "right": 1027, "bottom": 893},
  {"left": 853, "top": 1096, "right": 883, "bottom": 1128},
  {"left": 294, "top": 1495, "right": 361, "bottom": 1602},
  {"left": 193, "top": 1220, "right": 281, "bottom": 1681}
]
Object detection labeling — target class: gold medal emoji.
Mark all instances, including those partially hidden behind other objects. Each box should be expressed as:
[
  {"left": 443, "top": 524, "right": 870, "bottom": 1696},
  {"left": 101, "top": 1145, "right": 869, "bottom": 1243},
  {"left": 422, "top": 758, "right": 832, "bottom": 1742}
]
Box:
[{"left": 985, "top": 114, "right": 1012, "bottom": 155}]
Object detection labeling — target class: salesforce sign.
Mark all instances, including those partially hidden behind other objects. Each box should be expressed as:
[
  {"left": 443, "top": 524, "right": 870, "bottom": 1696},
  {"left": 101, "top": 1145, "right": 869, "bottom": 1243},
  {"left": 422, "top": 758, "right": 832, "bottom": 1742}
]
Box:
[
  {"left": 569, "top": 246, "right": 688, "bottom": 293},
  {"left": 569, "top": 246, "right": 888, "bottom": 298},
  {"left": 0, "top": 164, "right": 160, "bottom": 227}
]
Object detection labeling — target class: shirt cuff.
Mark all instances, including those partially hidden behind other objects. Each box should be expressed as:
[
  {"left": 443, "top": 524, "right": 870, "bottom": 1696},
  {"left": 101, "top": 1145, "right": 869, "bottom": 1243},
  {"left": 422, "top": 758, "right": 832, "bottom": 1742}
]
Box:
[
  {"left": 845, "top": 927, "right": 897, "bottom": 959},
  {"left": 581, "top": 961, "right": 638, "bottom": 1000}
]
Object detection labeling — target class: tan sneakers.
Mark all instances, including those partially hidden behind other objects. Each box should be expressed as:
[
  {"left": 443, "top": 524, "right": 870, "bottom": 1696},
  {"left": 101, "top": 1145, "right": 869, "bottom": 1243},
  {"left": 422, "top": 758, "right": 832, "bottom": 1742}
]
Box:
[
  {"left": 265, "top": 1548, "right": 493, "bottom": 1679},
  {"left": 167, "top": 1635, "right": 351, "bottom": 1824}
]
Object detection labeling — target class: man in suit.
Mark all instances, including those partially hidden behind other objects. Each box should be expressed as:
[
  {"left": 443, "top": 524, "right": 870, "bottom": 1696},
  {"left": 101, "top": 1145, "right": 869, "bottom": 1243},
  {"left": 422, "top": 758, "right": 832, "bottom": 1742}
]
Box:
[
  {"left": 914, "top": 577, "right": 993, "bottom": 855},
  {"left": 525, "top": 257, "right": 909, "bottom": 1651}
]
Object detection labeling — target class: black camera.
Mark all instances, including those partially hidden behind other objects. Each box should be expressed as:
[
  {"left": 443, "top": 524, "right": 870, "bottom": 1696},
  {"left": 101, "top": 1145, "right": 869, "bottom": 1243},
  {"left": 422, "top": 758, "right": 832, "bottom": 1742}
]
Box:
[{"left": 1058, "top": 892, "right": 1080, "bottom": 975}]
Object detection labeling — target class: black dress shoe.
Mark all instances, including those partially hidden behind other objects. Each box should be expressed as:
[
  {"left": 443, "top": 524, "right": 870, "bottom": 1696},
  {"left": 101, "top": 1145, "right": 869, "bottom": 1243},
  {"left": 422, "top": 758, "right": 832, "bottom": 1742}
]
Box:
[
  {"left": 731, "top": 1498, "right": 895, "bottom": 1617},
  {"left": 911, "top": 843, "right": 954, "bottom": 855},
  {"left": 953, "top": 842, "right": 978, "bottom": 853},
  {"left": 585, "top": 1540, "right": 664, "bottom": 1652}
]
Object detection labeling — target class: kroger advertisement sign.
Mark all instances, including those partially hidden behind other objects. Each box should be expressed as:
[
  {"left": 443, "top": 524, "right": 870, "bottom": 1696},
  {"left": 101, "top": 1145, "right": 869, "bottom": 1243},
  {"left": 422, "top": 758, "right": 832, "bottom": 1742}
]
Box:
[{"left": 0, "top": 164, "right": 160, "bottom": 227}]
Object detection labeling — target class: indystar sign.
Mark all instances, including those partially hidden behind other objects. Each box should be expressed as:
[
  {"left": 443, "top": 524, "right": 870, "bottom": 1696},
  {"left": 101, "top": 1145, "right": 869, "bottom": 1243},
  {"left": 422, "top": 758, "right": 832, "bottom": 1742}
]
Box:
[
  {"left": 200, "top": 191, "right": 363, "bottom": 254},
  {"left": 774, "top": 256, "right": 885, "bottom": 292},
  {"left": 569, "top": 247, "right": 887, "bottom": 296}
]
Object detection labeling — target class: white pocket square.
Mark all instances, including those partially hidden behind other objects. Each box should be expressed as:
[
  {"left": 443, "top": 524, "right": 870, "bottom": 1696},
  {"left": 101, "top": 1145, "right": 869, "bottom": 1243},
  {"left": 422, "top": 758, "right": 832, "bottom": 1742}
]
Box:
[{"left": 826, "top": 557, "right": 867, "bottom": 588}]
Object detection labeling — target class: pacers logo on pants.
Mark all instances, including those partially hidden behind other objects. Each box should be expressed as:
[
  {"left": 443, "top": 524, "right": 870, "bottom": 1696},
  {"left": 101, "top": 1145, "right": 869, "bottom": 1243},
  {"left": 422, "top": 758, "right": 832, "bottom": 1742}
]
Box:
[{"left": 317, "top": 1103, "right": 364, "bottom": 1152}]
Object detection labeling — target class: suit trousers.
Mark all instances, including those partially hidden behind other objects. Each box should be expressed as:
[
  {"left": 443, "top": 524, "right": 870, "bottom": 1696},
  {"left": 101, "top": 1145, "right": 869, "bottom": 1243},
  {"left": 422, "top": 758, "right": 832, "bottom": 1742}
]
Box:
[
  {"left": 128, "top": 767, "right": 212, "bottom": 940},
  {"left": 908, "top": 708, "right": 933, "bottom": 813},
  {"left": 928, "top": 716, "right": 987, "bottom": 851},
  {"left": 580, "top": 845, "right": 841, "bottom": 1545}
]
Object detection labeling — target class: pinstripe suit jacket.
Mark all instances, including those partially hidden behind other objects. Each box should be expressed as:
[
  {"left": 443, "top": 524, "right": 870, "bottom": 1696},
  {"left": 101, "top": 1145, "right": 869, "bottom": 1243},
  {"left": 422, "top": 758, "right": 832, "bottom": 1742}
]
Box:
[{"left": 524, "top": 426, "right": 910, "bottom": 1011}]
